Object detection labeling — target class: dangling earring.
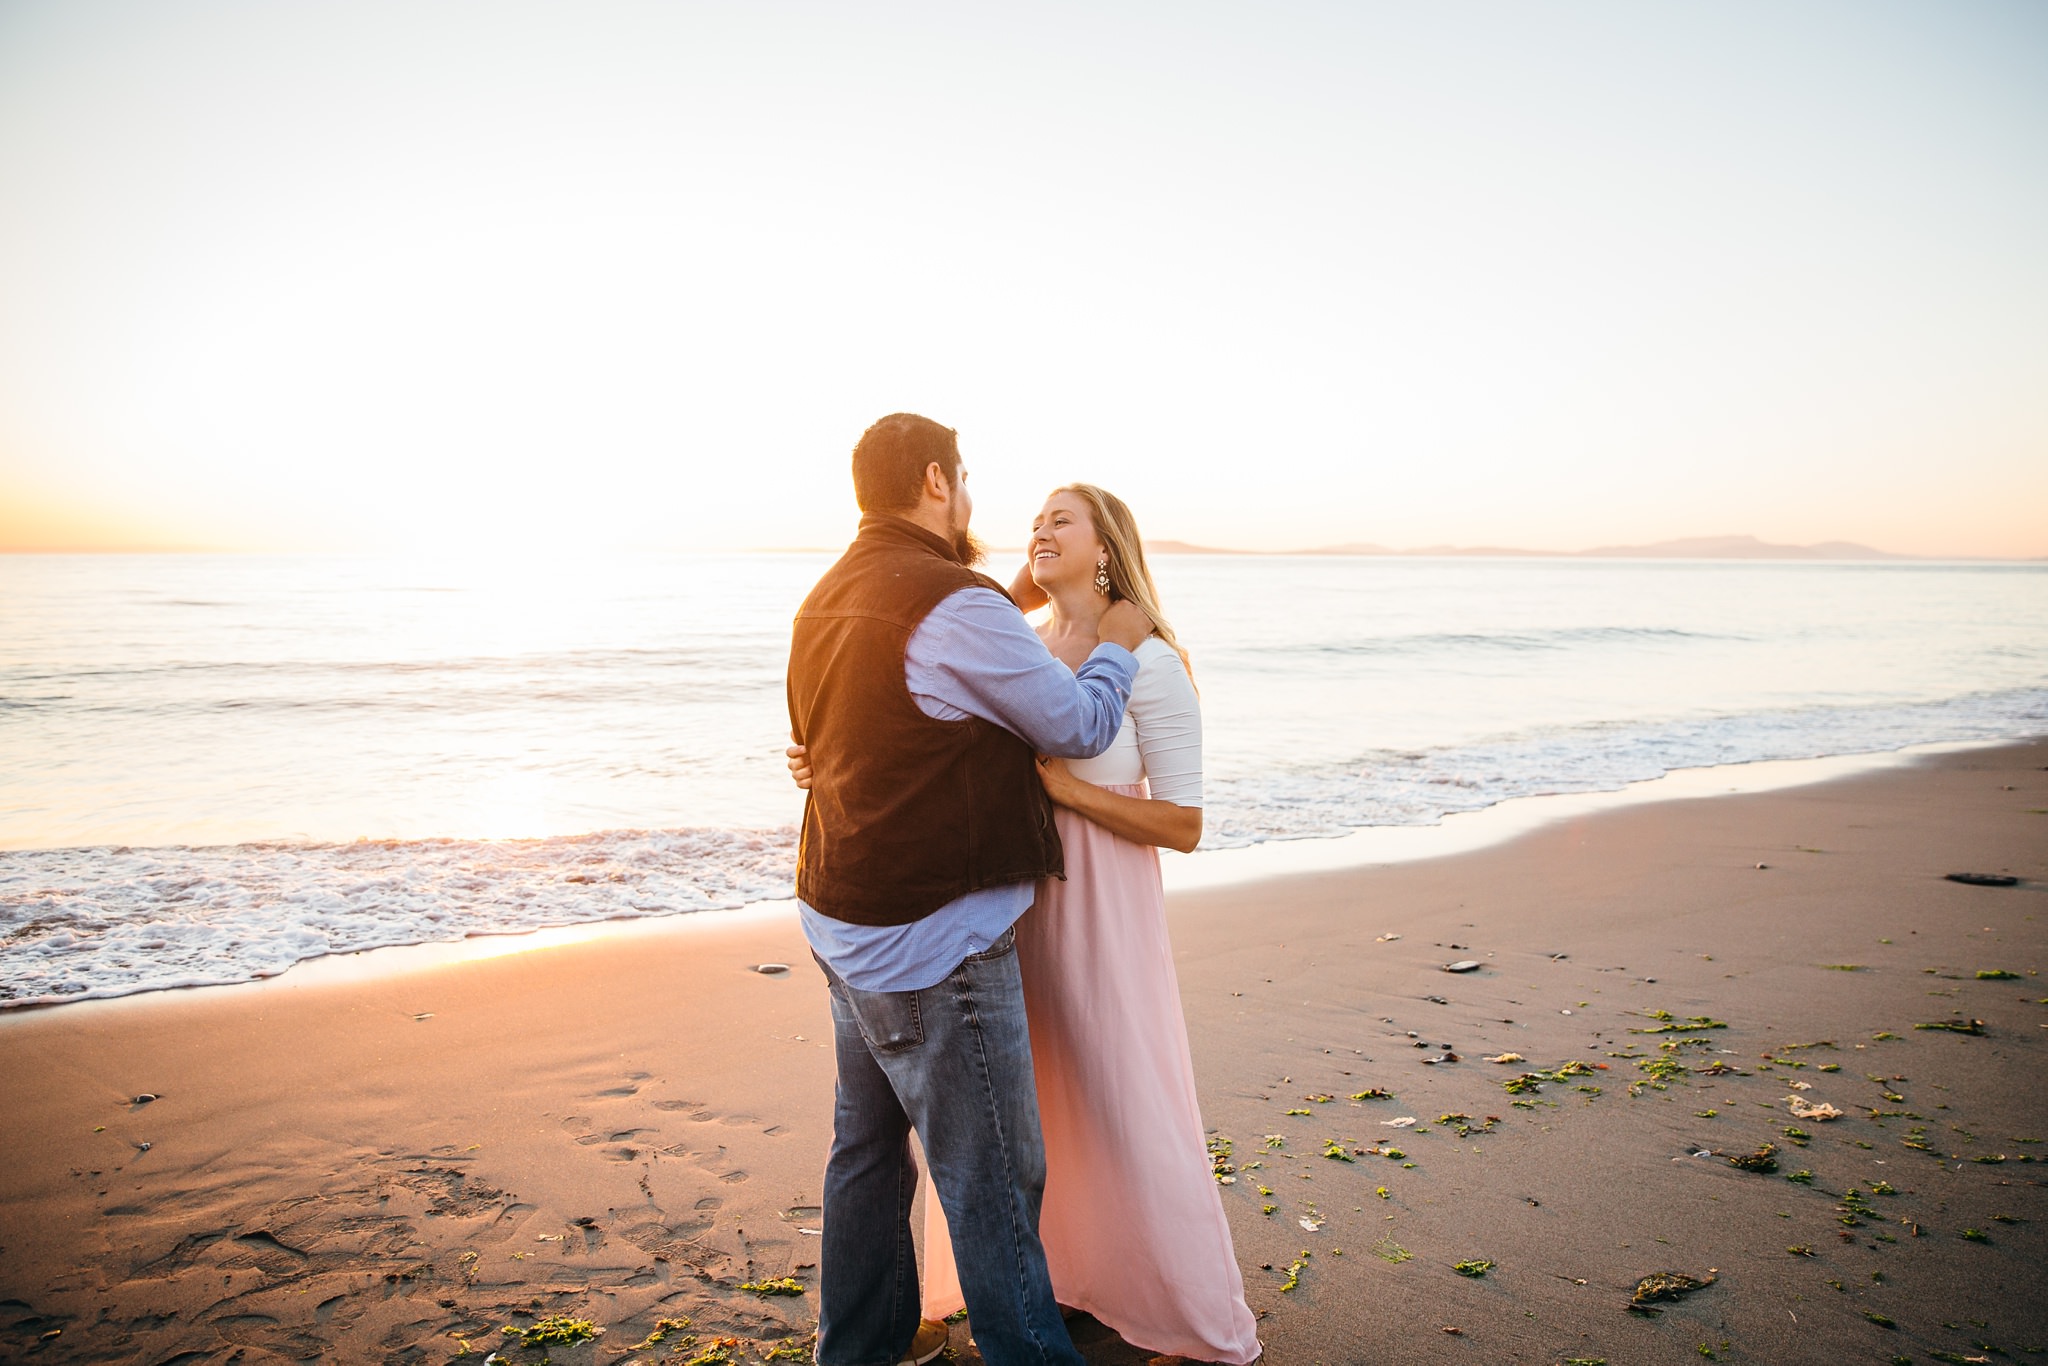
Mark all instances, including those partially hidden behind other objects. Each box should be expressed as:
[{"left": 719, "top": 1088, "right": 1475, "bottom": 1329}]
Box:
[{"left": 1093, "top": 558, "right": 1111, "bottom": 596}]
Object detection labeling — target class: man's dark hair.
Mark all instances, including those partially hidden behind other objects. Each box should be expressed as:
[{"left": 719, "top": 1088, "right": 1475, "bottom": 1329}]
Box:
[{"left": 851, "top": 413, "right": 961, "bottom": 514}]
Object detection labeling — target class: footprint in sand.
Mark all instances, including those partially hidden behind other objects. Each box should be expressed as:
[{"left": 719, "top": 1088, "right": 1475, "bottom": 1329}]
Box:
[
  {"left": 651, "top": 1099, "right": 707, "bottom": 1112},
  {"left": 491, "top": 1202, "right": 539, "bottom": 1235},
  {"left": 595, "top": 1071, "right": 651, "bottom": 1097},
  {"left": 718, "top": 1169, "right": 750, "bottom": 1184}
]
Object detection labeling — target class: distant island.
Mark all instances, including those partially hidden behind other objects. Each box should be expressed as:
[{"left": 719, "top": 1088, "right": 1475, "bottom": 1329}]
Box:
[{"left": 1141, "top": 534, "right": 1917, "bottom": 561}]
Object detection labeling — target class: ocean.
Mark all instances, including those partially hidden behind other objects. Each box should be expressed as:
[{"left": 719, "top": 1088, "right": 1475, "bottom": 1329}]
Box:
[{"left": 3, "top": 552, "right": 2044, "bottom": 1007}]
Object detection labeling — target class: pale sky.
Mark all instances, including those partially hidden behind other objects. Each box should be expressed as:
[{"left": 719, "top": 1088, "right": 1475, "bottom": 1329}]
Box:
[{"left": 2, "top": 1, "right": 2044, "bottom": 558}]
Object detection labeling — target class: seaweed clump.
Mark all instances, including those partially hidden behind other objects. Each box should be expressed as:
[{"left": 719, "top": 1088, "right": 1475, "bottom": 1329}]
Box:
[
  {"left": 502, "top": 1315, "right": 604, "bottom": 1347},
  {"left": 739, "top": 1277, "right": 806, "bottom": 1296},
  {"left": 1727, "top": 1143, "right": 1779, "bottom": 1173},
  {"left": 1628, "top": 1269, "right": 1717, "bottom": 1315}
]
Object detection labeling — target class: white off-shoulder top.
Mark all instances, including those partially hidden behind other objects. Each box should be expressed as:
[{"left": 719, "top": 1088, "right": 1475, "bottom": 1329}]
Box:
[{"left": 1064, "top": 636, "right": 1202, "bottom": 806}]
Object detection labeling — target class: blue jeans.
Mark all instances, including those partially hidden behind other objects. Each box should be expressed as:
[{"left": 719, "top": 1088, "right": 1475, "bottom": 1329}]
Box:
[{"left": 814, "top": 927, "right": 1082, "bottom": 1366}]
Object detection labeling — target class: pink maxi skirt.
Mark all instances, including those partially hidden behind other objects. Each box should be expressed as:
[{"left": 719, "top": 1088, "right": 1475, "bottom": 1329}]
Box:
[{"left": 921, "top": 789, "right": 1260, "bottom": 1365}]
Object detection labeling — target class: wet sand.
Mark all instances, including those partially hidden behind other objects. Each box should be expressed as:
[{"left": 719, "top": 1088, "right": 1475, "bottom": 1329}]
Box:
[{"left": 1, "top": 741, "right": 2043, "bottom": 1364}]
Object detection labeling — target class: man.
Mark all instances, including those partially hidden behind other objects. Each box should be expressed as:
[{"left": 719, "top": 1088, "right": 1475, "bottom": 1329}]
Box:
[{"left": 786, "top": 413, "right": 1152, "bottom": 1366}]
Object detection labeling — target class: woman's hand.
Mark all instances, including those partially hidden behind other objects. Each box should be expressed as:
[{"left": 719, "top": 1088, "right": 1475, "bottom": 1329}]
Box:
[
  {"left": 786, "top": 742, "right": 813, "bottom": 790},
  {"left": 1034, "top": 755, "right": 1084, "bottom": 807},
  {"left": 1008, "top": 559, "right": 1049, "bottom": 613}
]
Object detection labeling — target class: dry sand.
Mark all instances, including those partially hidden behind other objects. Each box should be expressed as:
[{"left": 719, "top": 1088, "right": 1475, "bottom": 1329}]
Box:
[{"left": 2, "top": 741, "right": 2044, "bottom": 1365}]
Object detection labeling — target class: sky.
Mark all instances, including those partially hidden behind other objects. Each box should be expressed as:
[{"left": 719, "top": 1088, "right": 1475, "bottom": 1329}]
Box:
[{"left": 1, "top": 1, "right": 2044, "bottom": 558}]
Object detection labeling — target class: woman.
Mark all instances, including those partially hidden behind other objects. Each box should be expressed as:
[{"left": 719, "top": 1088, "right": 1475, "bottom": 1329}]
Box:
[{"left": 919, "top": 484, "right": 1260, "bottom": 1366}]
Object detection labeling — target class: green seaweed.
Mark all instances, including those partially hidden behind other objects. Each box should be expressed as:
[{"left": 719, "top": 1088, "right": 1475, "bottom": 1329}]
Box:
[
  {"left": 1632, "top": 1013, "right": 1729, "bottom": 1034},
  {"left": 1207, "top": 1134, "right": 1236, "bottom": 1182},
  {"left": 1975, "top": 970, "right": 2022, "bottom": 980},
  {"left": 1630, "top": 1057, "right": 1691, "bottom": 1095},
  {"left": 1371, "top": 1236, "right": 1413, "bottom": 1264},
  {"left": 633, "top": 1317, "right": 694, "bottom": 1348},
  {"left": 1453, "top": 1258, "right": 1493, "bottom": 1277},
  {"left": 1914, "top": 1019, "right": 1987, "bottom": 1035},
  {"left": 739, "top": 1276, "right": 806, "bottom": 1296},
  {"left": 502, "top": 1315, "right": 603, "bottom": 1347}
]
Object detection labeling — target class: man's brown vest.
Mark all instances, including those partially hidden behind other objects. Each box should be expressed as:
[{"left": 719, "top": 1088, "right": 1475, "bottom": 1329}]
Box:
[{"left": 787, "top": 514, "right": 1064, "bottom": 926}]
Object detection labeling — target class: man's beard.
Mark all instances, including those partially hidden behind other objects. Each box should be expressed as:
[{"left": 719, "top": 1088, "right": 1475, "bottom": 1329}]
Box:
[{"left": 954, "top": 529, "right": 987, "bottom": 567}]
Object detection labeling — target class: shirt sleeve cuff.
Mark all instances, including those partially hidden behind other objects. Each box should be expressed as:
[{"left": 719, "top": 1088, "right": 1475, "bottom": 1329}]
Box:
[{"left": 1083, "top": 641, "right": 1139, "bottom": 690}]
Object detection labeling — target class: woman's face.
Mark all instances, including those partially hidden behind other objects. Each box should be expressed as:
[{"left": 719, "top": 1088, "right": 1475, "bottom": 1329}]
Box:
[{"left": 1029, "top": 491, "right": 1106, "bottom": 591}]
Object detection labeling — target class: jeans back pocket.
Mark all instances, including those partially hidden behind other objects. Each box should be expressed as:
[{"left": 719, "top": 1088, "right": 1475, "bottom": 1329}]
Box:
[{"left": 843, "top": 981, "right": 926, "bottom": 1054}]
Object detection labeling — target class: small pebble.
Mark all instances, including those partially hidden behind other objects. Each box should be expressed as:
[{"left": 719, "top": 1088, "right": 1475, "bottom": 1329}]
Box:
[
  {"left": 755, "top": 963, "right": 790, "bottom": 975},
  {"left": 132, "top": 1094, "right": 158, "bottom": 1105}
]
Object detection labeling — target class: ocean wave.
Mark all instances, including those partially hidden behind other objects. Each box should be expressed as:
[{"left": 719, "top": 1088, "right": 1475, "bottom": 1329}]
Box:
[
  {"left": 3, "top": 691, "right": 2041, "bottom": 1009},
  {"left": 1224, "top": 625, "right": 1732, "bottom": 661},
  {"left": 0, "top": 826, "right": 796, "bottom": 1009},
  {"left": 1202, "top": 686, "right": 2048, "bottom": 847}
]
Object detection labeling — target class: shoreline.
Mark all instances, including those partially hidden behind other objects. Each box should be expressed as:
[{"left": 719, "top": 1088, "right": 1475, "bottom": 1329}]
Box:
[
  {"left": 3, "top": 736, "right": 2020, "bottom": 1019},
  {"left": 0, "top": 739, "right": 2042, "bottom": 1363}
]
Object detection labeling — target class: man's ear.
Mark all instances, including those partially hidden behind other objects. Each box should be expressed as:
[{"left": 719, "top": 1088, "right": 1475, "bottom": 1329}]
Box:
[{"left": 922, "top": 462, "right": 951, "bottom": 503}]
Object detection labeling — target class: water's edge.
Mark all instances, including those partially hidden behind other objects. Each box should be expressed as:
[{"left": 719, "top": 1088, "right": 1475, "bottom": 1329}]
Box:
[{"left": 6, "top": 735, "right": 2021, "bottom": 1021}]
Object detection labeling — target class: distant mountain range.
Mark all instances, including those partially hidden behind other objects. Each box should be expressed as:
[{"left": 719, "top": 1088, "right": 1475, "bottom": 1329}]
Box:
[{"left": 1142, "top": 533, "right": 1918, "bottom": 560}]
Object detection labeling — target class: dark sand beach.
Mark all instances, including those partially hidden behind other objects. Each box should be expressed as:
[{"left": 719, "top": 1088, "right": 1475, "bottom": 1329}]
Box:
[{"left": 2, "top": 741, "right": 2043, "bottom": 1365}]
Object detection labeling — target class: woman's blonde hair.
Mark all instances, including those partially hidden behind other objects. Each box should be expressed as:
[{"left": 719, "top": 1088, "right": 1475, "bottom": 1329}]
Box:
[{"left": 1051, "top": 482, "right": 1192, "bottom": 681}]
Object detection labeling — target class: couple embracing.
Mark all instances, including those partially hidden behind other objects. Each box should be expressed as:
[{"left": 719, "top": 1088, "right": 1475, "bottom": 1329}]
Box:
[{"left": 785, "top": 413, "right": 1261, "bottom": 1366}]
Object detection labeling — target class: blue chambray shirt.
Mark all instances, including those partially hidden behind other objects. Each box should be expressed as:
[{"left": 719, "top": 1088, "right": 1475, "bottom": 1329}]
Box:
[{"left": 798, "top": 586, "right": 1136, "bottom": 991}]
